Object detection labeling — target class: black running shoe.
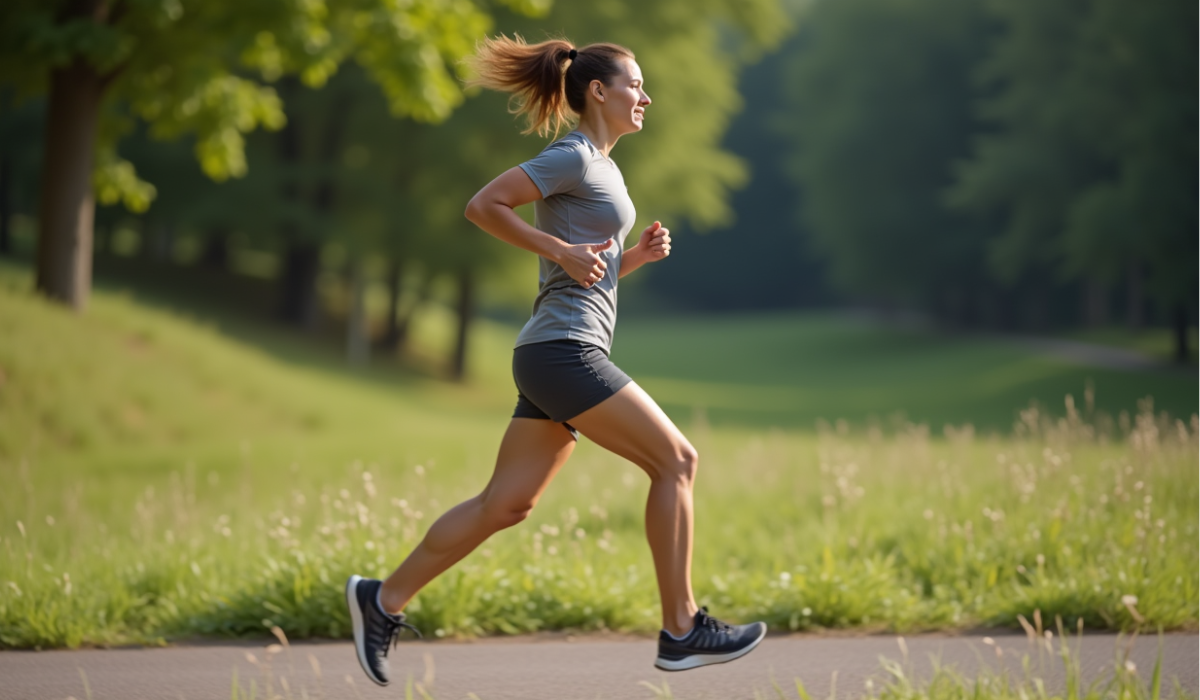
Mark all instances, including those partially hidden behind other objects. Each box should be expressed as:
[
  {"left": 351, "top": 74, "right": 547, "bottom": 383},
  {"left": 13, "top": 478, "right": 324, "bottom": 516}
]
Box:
[
  {"left": 654, "top": 607, "right": 767, "bottom": 671},
  {"left": 345, "top": 575, "right": 421, "bottom": 686}
]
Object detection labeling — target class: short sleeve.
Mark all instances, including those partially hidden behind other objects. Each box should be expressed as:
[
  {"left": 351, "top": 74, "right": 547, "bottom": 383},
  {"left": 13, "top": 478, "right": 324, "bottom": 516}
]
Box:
[{"left": 518, "top": 140, "right": 590, "bottom": 198}]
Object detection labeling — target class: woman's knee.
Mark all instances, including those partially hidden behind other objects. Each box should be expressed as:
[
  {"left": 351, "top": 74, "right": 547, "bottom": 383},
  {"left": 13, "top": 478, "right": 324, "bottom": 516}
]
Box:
[
  {"left": 653, "top": 442, "right": 699, "bottom": 484},
  {"left": 481, "top": 496, "right": 536, "bottom": 530}
]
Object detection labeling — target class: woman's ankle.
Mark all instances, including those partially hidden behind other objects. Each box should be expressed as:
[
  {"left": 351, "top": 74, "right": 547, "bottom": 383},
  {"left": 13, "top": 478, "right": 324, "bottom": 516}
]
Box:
[
  {"left": 378, "top": 581, "right": 408, "bottom": 615},
  {"left": 662, "top": 606, "right": 699, "bottom": 638}
]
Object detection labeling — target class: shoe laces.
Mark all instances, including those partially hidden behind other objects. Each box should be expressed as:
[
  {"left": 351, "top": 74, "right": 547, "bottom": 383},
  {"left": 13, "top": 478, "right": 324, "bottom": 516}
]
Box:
[
  {"left": 376, "top": 614, "right": 422, "bottom": 656},
  {"left": 696, "top": 606, "right": 733, "bottom": 636}
]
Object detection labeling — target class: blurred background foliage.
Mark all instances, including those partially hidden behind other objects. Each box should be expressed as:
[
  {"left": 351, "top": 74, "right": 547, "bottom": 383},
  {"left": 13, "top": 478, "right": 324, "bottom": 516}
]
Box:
[{"left": 0, "top": 0, "right": 1195, "bottom": 379}]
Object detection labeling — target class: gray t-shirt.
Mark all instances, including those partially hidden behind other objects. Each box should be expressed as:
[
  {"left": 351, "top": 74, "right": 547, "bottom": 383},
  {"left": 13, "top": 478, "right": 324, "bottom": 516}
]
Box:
[{"left": 515, "top": 131, "right": 637, "bottom": 353}]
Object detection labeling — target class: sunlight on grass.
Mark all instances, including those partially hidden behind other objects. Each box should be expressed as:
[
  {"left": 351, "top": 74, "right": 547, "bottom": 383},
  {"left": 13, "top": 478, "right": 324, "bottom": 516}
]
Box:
[
  {"left": 2, "top": 401, "right": 1195, "bottom": 648},
  {"left": 0, "top": 262, "right": 1196, "bottom": 650}
]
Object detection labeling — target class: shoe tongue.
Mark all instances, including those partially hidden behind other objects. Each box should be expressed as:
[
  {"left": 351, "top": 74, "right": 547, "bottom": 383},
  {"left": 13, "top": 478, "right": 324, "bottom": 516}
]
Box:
[{"left": 695, "top": 608, "right": 725, "bottom": 633}]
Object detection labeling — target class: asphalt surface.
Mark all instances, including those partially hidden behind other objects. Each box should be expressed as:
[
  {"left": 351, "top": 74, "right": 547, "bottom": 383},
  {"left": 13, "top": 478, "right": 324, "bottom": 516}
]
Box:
[{"left": 3, "top": 631, "right": 1196, "bottom": 700}]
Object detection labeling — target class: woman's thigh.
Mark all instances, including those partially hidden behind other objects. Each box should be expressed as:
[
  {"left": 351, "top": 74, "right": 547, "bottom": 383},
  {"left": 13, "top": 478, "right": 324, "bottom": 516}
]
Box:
[
  {"left": 567, "top": 383, "right": 695, "bottom": 478},
  {"left": 480, "top": 417, "right": 577, "bottom": 509}
]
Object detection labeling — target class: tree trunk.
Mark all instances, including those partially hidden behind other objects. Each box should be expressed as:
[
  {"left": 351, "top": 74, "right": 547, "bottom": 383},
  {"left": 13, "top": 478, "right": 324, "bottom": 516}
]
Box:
[
  {"left": 1024, "top": 285, "right": 1049, "bottom": 332},
  {"left": 936, "top": 285, "right": 965, "bottom": 328},
  {"left": 379, "top": 270, "right": 433, "bottom": 354},
  {"left": 274, "top": 84, "right": 321, "bottom": 330},
  {"left": 312, "top": 91, "right": 350, "bottom": 212},
  {"left": 1172, "top": 302, "right": 1190, "bottom": 365},
  {"left": 0, "top": 144, "right": 11, "bottom": 256},
  {"left": 451, "top": 267, "right": 475, "bottom": 382},
  {"left": 200, "top": 226, "right": 230, "bottom": 270},
  {"left": 1126, "top": 262, "right": 1144, "bottom": 330},
  {"left": 35, "top": 59, "right": 105, "bottom": 310},
  {"left": 378, "top": 257, "right": 404, "bottom": 350},
  {"left": 141, "top": 220, "right": 173, "bottom": 262},
  {"left": 1084, "top": 278, "right": 1108, "bottom": 327},
  {"left": 277, "top": 240, "right": 321, "bottom": 330},
  {"left": 346, "top": 257, "right": 368, "bottom": 366},
  {"left": 153, "top": 222, "right": 174, "bottom": 261},
  {"left": 275, "top": 80, "right": 352, "bottom": 331}
]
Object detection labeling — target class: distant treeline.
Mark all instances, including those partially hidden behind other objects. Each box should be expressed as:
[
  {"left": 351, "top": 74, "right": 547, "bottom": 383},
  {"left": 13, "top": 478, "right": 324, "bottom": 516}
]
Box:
[
  {"left": 0, "top": 0, "right": 1194, "bottom": 371},
  {"left": 653, "top": 0, "right": 1196, "bottom": 364}
]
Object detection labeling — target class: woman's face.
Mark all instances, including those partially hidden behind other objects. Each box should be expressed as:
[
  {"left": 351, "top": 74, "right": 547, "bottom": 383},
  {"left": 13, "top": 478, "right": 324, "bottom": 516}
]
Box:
[{"left": 597, "top": 58, "right": 651, "bottom": 136}]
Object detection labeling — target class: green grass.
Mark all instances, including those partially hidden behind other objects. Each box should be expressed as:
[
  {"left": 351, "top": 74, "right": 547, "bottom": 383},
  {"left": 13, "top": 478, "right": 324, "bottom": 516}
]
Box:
[
  {"left": 0, "top": 261, "right": 1196, "bottom": 649},
  {"left": 612, "top": 314, "right": 1197, "bottom": 432}
]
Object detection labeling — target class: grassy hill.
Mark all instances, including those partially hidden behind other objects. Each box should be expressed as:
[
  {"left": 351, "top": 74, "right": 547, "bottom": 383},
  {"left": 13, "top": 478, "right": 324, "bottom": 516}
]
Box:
[
  {"left": 0, "top": 261, "right": 520, "bottom": 469},
  {"left": 2, "top": 258, "right": 1194, "bottom": 472}
]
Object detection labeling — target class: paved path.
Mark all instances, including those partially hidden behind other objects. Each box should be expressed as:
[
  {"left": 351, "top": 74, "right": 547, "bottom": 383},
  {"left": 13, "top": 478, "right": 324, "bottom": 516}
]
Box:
[
  {"left": 996, "top": 335, "right": 1190, "bottom": 372},
  {"left": 2, "top": 632, "right": 1195, "bottom": 700},
  {"left": 844, "top": 308, "right": 1195, "bottom": 373}
]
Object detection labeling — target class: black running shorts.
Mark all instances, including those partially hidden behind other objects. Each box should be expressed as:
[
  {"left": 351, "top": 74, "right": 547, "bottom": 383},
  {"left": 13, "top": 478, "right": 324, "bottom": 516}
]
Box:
[{"left": 512, "top": 339, "right": 633, "bottom": 436}]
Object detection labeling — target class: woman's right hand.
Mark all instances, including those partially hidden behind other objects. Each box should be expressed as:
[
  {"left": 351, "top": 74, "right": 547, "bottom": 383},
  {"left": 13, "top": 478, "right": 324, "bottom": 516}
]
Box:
[{"left": 557, "top": 239, "right": 616, "bottom": 289}]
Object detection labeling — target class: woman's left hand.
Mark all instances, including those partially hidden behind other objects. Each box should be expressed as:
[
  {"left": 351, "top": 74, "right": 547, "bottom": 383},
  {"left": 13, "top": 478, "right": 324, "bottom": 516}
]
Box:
[{"left": 635, "top": 221, "right": 671, "bottom": 262}]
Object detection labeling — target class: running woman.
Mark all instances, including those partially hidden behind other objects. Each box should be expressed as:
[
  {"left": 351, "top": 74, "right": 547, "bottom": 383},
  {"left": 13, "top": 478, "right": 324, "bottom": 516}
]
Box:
[{"left": 345, "top": 35, "right": 766, "bottom": 686}]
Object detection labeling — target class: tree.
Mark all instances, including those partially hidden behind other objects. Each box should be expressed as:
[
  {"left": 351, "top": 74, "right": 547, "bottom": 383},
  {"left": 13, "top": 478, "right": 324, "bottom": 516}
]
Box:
[
  {"left": 0, "top": 0, "right": 543, "bottom": 311},
  {"left": 778, "top": 0, "right": 994, "bottom": 323},
  {"left": 0, "top": 91, "right": 45, "bottom": 257},
  {"left": 951, "top": 0, "right": 1197, "bottom": 360}
]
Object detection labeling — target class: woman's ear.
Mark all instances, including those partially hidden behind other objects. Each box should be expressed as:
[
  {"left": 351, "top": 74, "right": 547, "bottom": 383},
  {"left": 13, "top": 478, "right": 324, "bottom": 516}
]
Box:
[{"left": 590, "top": 80, "right": 605, "bottom": 102}]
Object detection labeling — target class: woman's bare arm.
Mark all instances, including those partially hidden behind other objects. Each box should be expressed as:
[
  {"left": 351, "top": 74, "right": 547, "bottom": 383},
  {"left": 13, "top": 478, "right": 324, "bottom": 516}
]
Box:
[
  {"left": 464, "top": 167, "right": 568, "bottom": 260},
  {"left": 465, "top": 168, "right": 614, "bottom": 289}
]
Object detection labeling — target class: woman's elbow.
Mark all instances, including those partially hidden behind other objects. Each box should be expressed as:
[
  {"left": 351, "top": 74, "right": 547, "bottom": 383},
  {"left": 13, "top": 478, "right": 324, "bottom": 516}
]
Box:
[{"left": 464, "top": 195, "right": 484, "bottom": 225}]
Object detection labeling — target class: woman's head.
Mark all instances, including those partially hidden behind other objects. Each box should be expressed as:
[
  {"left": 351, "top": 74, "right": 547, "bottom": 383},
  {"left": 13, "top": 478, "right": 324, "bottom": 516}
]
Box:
[{"left": 467, "top": 35, "right": 649, "bottom": 138}]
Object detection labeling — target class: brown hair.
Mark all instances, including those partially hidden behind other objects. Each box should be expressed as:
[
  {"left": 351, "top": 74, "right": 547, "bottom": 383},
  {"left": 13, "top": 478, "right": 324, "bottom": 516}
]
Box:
[{"left": 466, "top": 35, "right": 636, "bottom": 138}]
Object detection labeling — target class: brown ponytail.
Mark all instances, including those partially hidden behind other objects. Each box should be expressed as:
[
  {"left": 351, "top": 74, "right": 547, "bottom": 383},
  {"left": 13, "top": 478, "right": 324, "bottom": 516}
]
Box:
[{"left": 466, "top": 34, "right": 635, "bottom": 138}]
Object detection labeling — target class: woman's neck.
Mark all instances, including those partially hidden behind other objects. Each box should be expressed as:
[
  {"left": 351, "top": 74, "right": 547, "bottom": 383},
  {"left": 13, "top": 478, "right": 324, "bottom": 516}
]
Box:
[{"left": 574, "top": 116, "right": 620, "bottom": 158}]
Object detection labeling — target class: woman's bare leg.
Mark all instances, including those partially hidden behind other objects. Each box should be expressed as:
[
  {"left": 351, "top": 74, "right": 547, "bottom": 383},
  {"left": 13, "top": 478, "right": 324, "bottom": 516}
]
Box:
[
  {"left": 378, "top": 418, "right": 576, "bottom": 613},
  {"left": 568, "top": 383, "right": 700, "bottom": 636}
]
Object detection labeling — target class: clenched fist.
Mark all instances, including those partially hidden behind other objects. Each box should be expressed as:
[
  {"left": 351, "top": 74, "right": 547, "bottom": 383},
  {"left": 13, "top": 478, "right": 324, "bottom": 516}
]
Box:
[
  {"left": 634, "top": 221, "right": 671, "bottom": 262},
  {"left": 558, "top": 238, "right": 616, "bottom": 289}
]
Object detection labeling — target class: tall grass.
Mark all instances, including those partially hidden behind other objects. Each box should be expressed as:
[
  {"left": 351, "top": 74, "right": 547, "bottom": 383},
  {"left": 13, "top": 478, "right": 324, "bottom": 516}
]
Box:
[{"left": 2, "top": 398, "right": 1195, "bottom": 649}]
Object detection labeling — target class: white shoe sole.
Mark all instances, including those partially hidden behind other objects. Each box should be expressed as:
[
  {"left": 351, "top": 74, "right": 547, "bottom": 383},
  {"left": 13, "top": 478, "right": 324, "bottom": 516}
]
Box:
[
  {"left": 345, "top": 575, "right": 388, "bottom": 686},
  {"left": 654, "top": 624, "right": 767, "bottom": 671}
]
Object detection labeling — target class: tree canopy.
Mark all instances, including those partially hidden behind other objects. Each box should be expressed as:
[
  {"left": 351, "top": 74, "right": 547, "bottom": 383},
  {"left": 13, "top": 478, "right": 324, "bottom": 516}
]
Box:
[
  {"left": 774, "top": 0, "right": 1194, "bottom": 355},
  {"left": 780, "top": 0, "right": 992, "bottom": 320},
  {"left": 951, "top": 0, "right": 1197, "bottom": 328},
  {"left": 0, "top": 0, "right": 550, "bottom": 308}
]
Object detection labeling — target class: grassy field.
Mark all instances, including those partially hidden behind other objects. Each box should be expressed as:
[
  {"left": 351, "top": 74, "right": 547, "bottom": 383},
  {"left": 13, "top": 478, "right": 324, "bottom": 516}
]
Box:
[
  {"left": 0, "top": 262, "right": 1196, "bottom": 649},
  {"left": 614, "top": 314, "right": 1196, "bottom": 432}
]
